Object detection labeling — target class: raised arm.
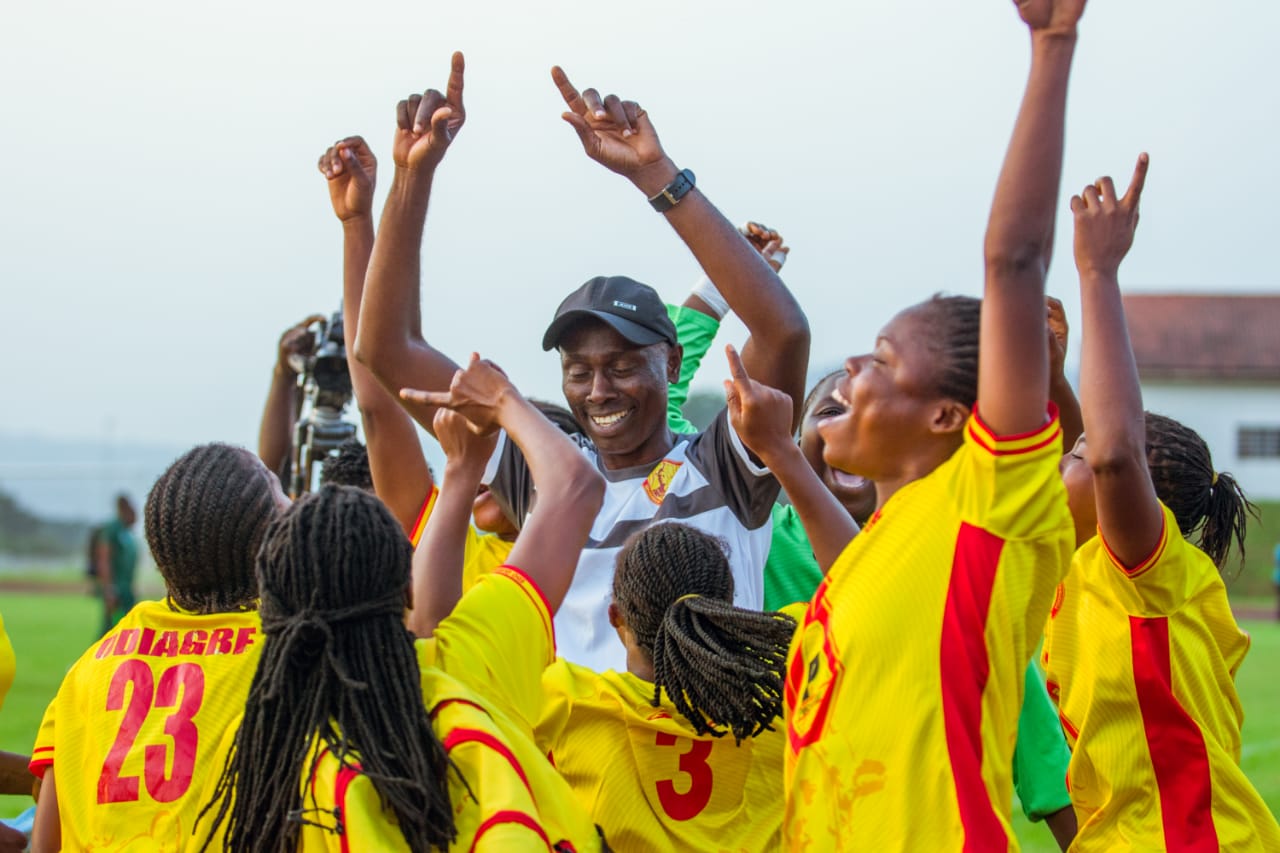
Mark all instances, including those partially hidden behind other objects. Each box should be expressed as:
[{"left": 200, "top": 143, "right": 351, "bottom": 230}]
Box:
[
  {"left": 1047, "top": 295, "right": 1084, "bottom": 450},
  {"left": 979, "top": 0, "right": 1085, "bottom": 436},
  {"left": 320, "top": 136, "right": 433, "bottom": 535},
  {"left": 257, "top": 314, "right": 323, "bottom": 481},
  {"left": 1072, "top": 155, "right": 1160, "bottom": 567},
  {"left": 552, "top": 67, "right": 810, "bottom": 427},
  {"left": 354, "top": 52, "right": 466, "bottom": 438},
  {"left": 403, "top": 355, "right": 605, "bottom": 612},
  {"left": 725, "top": 346, "right": 857, "bottom": 570},
  {"left": 405, "top": 408, "right": 495, "bottom": 638}
]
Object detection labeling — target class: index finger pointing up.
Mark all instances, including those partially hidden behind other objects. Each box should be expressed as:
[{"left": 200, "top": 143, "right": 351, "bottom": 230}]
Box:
[
  {"left": 725, "top": 344, "right": 750, "bottom": 382},
  {"left": 551, "top": 66, "right": 587, "bottom": 115},
  {"left": 447, "top": 51, "right": 465, "bottom": 109},
  {"left": 1123, "top": 152, "right": 1150, "bottom": 209}
]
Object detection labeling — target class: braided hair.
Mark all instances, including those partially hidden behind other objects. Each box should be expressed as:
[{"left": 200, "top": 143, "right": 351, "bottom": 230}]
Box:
[
  {"left": 1144, "top": 412, "right": 1257, "bottom": 570},
  {"left": 144, "top": 443, "right": 279, "bottom": 614},
  {"left": 913, "top": 294, "right": 982, "bottom": 408},
  {"left": 200, "top": 485, "right": 455, "bottom": 852},
  {"left": 320, "top": 437, "right": 374, "bottom": 490},
  {"left": 612, "top": 523, "right": 796, "bottom": 743}
]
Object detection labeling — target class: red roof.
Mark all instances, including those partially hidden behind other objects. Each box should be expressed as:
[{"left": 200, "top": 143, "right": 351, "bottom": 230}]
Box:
[{"left": 1122, "top": 294, "right": 1280, "bottom": 380}]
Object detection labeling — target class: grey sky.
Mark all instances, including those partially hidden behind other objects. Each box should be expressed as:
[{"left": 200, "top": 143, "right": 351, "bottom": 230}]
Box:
[{"left": 4, "top": 0, "right": 1277, "bottom": 455}]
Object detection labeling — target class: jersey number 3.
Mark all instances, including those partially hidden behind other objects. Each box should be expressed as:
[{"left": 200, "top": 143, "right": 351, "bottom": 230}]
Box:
[
  {"left": 97, "top": 660, "right": 205, "bottom": 804},
  {"left": 655, "top": 732, "right": 713, "bottom": 820}
]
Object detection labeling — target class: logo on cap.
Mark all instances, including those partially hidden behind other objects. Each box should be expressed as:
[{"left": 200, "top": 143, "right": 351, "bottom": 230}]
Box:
[{"left": 612, "top": 300, "right": 637, "bottom": 312}]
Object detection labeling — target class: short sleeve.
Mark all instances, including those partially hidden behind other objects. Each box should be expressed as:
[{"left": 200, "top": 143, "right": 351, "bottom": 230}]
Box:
[
  {"left": 29, "top": 695, "right": 58, "bottom": 778},
  {"left": 1097, "top": 504, "right": 1223, "bottom": 618},
  {"left": 686, "top": 409, "right": 780, "bottom": 530},
  {"left": 339, "top": 773, "right": 413, "bottom": 852},
  {"left": 426, "top": 567, "right": 556, "bottom": 736},
  {"left": 953, "top": 405, "right": 1068, "bottom": 540},
  {"left": 408, "top": 487, "right": 438, "bottom": 548}
]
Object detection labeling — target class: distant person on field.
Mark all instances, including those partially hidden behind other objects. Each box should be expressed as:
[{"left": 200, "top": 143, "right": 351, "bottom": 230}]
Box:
[
  {"left": 1273, "top": 542, "right": 1280, "bottom": 619},
  {"left": 95, "top": 495, "right": 139, "bottom": 634}
]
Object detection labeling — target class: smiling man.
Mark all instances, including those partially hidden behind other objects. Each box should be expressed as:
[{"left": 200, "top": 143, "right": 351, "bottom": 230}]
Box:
[{"left": 356, "top": 56, "right": 810, "bottom": 669}]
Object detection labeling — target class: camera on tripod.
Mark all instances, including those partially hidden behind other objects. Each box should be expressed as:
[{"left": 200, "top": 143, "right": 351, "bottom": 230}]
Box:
[{"left": 288, "top": 310, "right": 357, "bottom": 498}]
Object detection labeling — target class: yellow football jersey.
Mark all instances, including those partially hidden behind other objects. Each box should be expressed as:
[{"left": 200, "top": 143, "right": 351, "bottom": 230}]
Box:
[
  {"left": 411, "top": 486, "right": 515, "bottom": 591},
  {"left": 784, "top": 410, "right": 1074, "bottom": 851},
  {"left": 1042, "top": 504, "right": 1280, "bottom": 851},
  {"left": 0, "top": 610, "right": 14, "bottom": 711},
  {"left": 536, "top": 599, "right": 800, "bottom": 853},
  {"left": 30, "top": 600, "right": 261, "bottom": 852}
]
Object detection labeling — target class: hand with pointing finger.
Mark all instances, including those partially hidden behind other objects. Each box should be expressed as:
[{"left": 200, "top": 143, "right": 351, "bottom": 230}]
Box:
[
  {"left": 551, "top": 65, "right": 678, "bottom": 196},
  {"left": 393, "top": 51, "right": 467, "bottom": 173},
  {"left": 1071, "top": 153, "right": 1149, "bottom": 279},
  {"left": 723, "top": 344, "right": 796, "bottom": 463},
  {"left": 400, "top": 353, "right": 514, "bottom": 435}
]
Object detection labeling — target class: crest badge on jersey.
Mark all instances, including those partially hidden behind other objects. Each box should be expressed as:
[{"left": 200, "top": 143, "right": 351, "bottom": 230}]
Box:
[{"left": 644, "top": 460, "right": 682, "bottom": 505}]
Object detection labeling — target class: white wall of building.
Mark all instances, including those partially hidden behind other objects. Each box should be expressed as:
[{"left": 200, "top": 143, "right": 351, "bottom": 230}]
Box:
[{"left": 1140, "top": 380, "right": 1280, "bottom": 500}]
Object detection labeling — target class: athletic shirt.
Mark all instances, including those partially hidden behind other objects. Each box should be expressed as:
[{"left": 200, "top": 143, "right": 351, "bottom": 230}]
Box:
[
  {"left": 1042, "top": 503, "right": 1280, "bottom": 851},
  {"left": 534, "top": 603, "right": 803, "bottom": 852},
  {"left": 30, "top": 601, "right": 261, "bottom": 851},
  {"left": 784, "top": 409, "right": 1073, "bottom": 851},
  {"left": 0, "top": 611, "right": 14, "bottom": 711},
  {"left": 411, "top": 485, "right": 515, "bottom": 591},
  {"left": 485, "top": 410, "right": 778, "bottom": 672}
]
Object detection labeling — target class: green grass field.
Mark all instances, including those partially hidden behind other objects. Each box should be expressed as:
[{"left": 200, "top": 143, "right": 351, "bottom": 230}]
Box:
[{"left": 2, "top": 592, "right": 1277, "bottom": 843}]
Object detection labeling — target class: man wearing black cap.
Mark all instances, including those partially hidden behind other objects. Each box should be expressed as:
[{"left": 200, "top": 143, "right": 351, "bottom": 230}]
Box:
[{"left": 357, "top": 57, "right": 810, "bottom": 669}]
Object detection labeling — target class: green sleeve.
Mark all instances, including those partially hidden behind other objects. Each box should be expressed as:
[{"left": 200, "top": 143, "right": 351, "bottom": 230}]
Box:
[
  {"left": 666, "top": 303, "right": 721, "bottom": 436},
  {"left": 1013, "top": 659, "right": 1073, "bottom": 821},
  {"left": 762, "top": 505, "right": 824, "bottom": 610}
]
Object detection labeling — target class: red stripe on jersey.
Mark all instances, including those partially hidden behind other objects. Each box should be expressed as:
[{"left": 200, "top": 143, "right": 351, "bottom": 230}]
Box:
[
  {"left": 430, "top": 697, "right": 490, "bottom": 721},
  {"left": 468, "top": 810, "right": 551, "bottom": 852},
  {"left": 940, "top": 522, "right": 1007, "bottom": 852},
  {"left": 494, "top": 565, "right": 557, "bottom": 653},
  {"left": 1129, "top": 616, "right": 1219, "bottom": 852},
  {"left": 409, "top": 487, "right": 438, "bottom": 546},
  {"left": 28, "top": 753, "right": 52, "bottom": 778},
  {"left": 334, "top": 760, "right": 363, "bottom": 853},
  {"left": 966, "top": 421, "right": 1062, "bottom": 457},
  {"left": 443, "top": 728, "right": 533, "bottom": 799}
]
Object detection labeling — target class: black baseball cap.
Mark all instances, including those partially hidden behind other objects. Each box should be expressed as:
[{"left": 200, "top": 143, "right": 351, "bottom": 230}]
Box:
[{"left": 542, "top": 275, "right": 679, "bottom": 352}]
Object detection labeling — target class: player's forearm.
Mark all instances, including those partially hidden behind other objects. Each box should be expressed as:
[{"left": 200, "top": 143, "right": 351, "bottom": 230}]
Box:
[
  {"left": 0, "top": 750, "right": 34, "bottom": 797},
  {"left": 257, "top": 365, "right": 298, "bottom": 478},
  {"left": 1050, "top": 369, "right": 1084, "bottom": 452},
  {"left": 1079, "top": 270, "right": 1145, "bottom": 466},
  {"left": 984, "top": 33, "right": 1076, "bottom": 277},
  {"left": 407, "top": 463, "right": 480, "bottom": 638},
  {"left": 758, "top": 443, "right": 857, "bottom": 572}
]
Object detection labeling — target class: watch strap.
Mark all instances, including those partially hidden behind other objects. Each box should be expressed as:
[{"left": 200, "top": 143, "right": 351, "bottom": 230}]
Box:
[{"left": 648, "top": 168, "right": 696, "bottom": 213}]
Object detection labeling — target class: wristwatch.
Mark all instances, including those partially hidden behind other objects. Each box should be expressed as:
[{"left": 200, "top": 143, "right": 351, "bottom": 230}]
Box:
[{"left": 648, "top": 168, "right": 696, "bottom": 213}]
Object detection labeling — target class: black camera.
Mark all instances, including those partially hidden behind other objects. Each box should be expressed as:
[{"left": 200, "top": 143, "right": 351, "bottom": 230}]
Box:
[{"left": 289, "top": 310, "right": 357, "bottom": 497}]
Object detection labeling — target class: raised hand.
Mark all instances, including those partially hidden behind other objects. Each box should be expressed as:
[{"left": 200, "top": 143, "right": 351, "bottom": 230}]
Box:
[
  {"left": 1046, "top": 295, "right": 1069, "bottom": 376},
  {"left": 551, "top": 65, "right": 674, "bottom": 189},
  {"left": 723, "top": 344, "right": 796, "bottom": 461},
  {"left": 743, "top": 222, "right": 790, "bottom": 272},
  {"left": 392, "top": 51, "right": 466, "bottom": 172},
  {"left": 432, "top": 407, "right": 499, "bottom": 471},
  {"left": 1015, "top": 0, "right": 1087, "bottom": 36},
  {"left": 1070, "top": 153, "right": 1149, "bottom": 278},
  {"left": 277, "top": 314, "right": 324, "bottom": 373},
  {"left": 318, "top": 136, "right": 377, "bottom": 222},
  {"left": 400, "top": 353, "right": 514, "bottom": 434}
]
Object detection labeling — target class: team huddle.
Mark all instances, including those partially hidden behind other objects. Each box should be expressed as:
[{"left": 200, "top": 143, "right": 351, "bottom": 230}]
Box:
[{"left": 8, "top": 0, "right": 1280, "bottom": 850}]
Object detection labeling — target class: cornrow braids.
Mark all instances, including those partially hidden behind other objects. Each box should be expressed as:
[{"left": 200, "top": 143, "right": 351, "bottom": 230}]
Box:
[
  {"left": 319, "top": 437, "right": 373, "bottom": 490},
  {"left": 915, "top": 294, "right": 982, "bottom": 408},
  {"left": 199, "top": 485, "right": 456, "bottom": 853},
  {"left": 1144, "top": 412, "right": 1257, "bottom": 570},
  {"left": 613, "top": 523, "right": 797, "bottom": 744},
  {"left": 144, "top": 443, "right": 279, "bottom": 614}
]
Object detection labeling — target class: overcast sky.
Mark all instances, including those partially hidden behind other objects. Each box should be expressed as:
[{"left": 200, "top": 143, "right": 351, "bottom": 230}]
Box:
[{"left": 4, "top": 0, "right": 1278, "bottom": 457}]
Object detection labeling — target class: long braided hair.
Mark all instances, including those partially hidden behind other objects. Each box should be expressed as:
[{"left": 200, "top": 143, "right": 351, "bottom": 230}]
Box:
[
  {"left": 1144, "top": 412, "right": 1257, "bottom": 570},
  {"left": 612, "top": 523, "right": 796, "bottom": 743},
  {"left": 200, "top": 485, "right": 456, "bottom": 852},
  {"left": 144, "top": 443, "right": 279, "bottom": 614}
]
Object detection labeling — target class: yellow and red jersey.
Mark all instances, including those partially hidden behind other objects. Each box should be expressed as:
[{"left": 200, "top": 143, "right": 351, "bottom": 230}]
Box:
[
  {"left": 784, "top": 409, "right": 1074, "bottom": 851},
  {"left": 535, "top": 606, "right": 801, "bottom": 853},
  {"left": 411, "top": 486, "right": 515, "bottom": 591},
  {"left": 30, "top": 600, "right": 261, "bottom": 851},
  {"left": 0, "top": 610, "right": 14, "bottom": 712},
  {"left": 1043, "top": 504, "right": 1280, "bottom": 851}
]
